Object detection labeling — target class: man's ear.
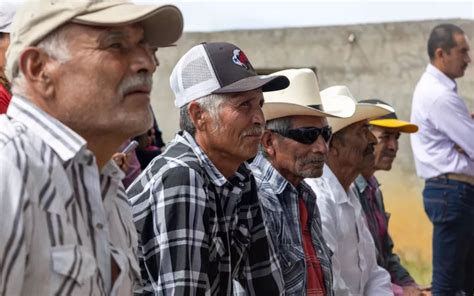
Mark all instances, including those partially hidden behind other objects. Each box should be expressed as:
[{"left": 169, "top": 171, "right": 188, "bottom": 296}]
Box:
[
  {"left": 18, "top": 47, "right": 55, "bottom": 99},
  {"left": 434, "top": 47, "right": 446, "bottom": 61},
  {"left": 261, "top": 130, "right": 277, "bottom": 157},
  {"left": 188, "top": 101, "right": 206, "bottom": 131}
]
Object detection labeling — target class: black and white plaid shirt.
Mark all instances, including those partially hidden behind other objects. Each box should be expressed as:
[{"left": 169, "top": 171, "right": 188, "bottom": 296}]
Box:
[
  {"left": 0, "top": 96, "right": 140, "bottom": 296},
  {"left": 128, "top": 131, "right": 284, "bottom": 295}
]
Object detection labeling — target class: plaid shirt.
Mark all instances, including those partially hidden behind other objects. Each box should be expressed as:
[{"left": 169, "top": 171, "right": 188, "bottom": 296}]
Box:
[
  {"left": 250, "top": 153, "right": 334, "bottom": 296},
  {"left": 128, "top": 132, "right": 284, "bottom": 295},
  {"left": 353, "top": 175, "right": 416, "bottom": 287}
]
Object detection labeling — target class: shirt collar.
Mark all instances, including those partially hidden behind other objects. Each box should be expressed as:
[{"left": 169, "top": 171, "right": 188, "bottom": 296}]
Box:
[
  {"left": 180, "top": 131, "right": 249, "bottom": 187},
  {"left": 7, "top": 95, "right": 87, "bottom": 162},
  {"left": 251, "top": 152, "right": 291, "bottom": 195},
  {"left": 322, "top": 165, "right": 349, "bottom": 204},
  {"left": 426, "top": 63, "right": 457, "bottom": 92},
  {"left": 354, "top": 174, "right": 369, "bottom": 192}
]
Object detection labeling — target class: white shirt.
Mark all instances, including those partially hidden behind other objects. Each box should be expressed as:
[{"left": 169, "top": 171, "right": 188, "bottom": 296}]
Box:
[
  {"left": 306, "top": 165, "right": 393, "bottom": 296},
  {"left": 411, "top": 64, "right": 474, "bottom": 179},
  {"left": 0, "top": 96, "right": 140, "bottom": 295}
]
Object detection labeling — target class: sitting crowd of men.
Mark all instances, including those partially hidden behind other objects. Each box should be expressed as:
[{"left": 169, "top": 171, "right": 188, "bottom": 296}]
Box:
[{"left": 0, "top": 0, "right": 471, "bottom": 295}]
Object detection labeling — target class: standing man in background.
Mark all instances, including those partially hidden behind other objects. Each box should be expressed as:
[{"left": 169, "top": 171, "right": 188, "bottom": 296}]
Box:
[{"left": 411, "top": 23, "right": 472, "bottom": 296}]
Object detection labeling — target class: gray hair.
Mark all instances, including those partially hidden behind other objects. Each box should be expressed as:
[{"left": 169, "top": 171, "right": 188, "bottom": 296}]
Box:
[
  {"left": 12, "top": 25, "right": 72, "bottom": 96},
  {"left": 260, "top": 116, "right": 293, "bottom": 158},
  {"left": 180, "top": 93, "right": 227, "bottom": 136}
]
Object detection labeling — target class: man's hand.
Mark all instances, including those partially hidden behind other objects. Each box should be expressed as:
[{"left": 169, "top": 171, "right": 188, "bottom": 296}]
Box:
[
  {"left": 454, "top": 143, "right": 466, "bottom": 155},
  {"left": 112, "top": 152, "right": 129, "bottom": 172},
  {"left": 402, "top": 285, "right": 424, "bottom": 296}
]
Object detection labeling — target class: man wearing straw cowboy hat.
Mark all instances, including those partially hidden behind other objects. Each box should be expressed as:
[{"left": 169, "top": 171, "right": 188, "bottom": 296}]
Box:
[
  {"left": 306, "top": 89, "right": 394, "bottom": 295},
  {"left": 352, "top": 99, "right": 423, "bottom": 296},
  {"left": 0, "top": 0, "right": 183, "bottom": 294},
  {"left": 250, "top": 68, "right": 356, "bottom": 295}
]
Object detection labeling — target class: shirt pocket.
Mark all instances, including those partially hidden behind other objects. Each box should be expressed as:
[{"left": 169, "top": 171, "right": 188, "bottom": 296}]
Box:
[
  {"left": 279, "top": 244, "right": 305, "bottom": 294},
  {"left": 51, "top": 245, "right": 97, "bottom": 287}
]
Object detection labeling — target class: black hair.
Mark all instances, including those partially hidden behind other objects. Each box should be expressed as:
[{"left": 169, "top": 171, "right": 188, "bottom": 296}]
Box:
[{"left": 427, "top": 23, "right": 464, "bottom": 60}]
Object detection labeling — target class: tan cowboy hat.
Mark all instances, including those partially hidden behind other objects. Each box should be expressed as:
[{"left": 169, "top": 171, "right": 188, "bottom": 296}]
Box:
[
  {"left": 323, "top": 86, "right": 395, "bottom": 133},
  {"left": 262, "top": 68, "right": 356, "bottom": 121}
]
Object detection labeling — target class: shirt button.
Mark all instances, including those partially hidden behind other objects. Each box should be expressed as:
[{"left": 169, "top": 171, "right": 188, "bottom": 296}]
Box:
[{"left": 96, "top": 223, "right": 104, "bottom": 230}]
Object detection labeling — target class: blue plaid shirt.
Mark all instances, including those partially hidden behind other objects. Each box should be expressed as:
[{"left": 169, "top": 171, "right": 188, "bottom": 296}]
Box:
[{"left": 251, "top": 153, "right": 334, "bottom": 296}]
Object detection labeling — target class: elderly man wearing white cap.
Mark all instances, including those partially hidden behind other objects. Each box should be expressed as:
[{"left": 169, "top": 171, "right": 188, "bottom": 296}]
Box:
[
  {"left": 128, "top": 42, "right": 289, "bottom": 295},
  {"left": 249, "top": 68, "right": 355, "bottom": 296},
  {"left": 306, "top": 88, "right": 394, "bottom": 296},
  {"left": 0, "top": 2, "right": 16, "bottom": 113},
  {"left": 0, "top": 0, "right": 183, "bottom": 295}
]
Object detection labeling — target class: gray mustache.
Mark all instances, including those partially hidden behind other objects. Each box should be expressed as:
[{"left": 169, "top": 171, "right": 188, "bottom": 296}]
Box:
[
  {"left": 118, "top": 74, "right": 153, "bottom": 96},
  {"left": 241, "top": 126, "right": 264, "bottom": 137}
]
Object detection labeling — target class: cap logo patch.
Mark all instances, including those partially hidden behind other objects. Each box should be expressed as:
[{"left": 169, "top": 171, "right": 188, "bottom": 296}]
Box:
[{"left": 232, "top": 49, "right": 251, "bottom": 70}]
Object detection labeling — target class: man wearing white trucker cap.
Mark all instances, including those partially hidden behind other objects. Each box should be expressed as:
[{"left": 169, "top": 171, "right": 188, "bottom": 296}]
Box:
[
  {"left": 128, "top": 42, "right": 289, "bottom": 295},
  {"left": 250, "top": 68, "right": 355, "bottom": 296},
  {"left": 306, "top": 87, "right": 394, "bottom": 296},
  {"left": 0, "top": 0, "right": 183, "bottom": 295}
]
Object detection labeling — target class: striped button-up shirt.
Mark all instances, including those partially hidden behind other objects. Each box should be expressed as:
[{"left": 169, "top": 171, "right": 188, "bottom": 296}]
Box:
[
  {"left": 250, "top": 153, "right": 334, "bottom": 296},
  {"left": 128, "top": 131, "right": 284, "bottom": 295},
  {"left": 0, "top": 96, "right": 140, "bottom": 296}
]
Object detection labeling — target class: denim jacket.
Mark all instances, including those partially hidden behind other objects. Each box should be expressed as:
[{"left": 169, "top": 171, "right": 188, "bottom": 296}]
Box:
[{"left": 251, "top": 153, "right": 334, "bottom": 296}]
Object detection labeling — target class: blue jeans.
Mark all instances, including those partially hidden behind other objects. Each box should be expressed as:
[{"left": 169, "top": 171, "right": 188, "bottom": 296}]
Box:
[{"left": 423, "top": 177, "right": 474, "bottom": 296}]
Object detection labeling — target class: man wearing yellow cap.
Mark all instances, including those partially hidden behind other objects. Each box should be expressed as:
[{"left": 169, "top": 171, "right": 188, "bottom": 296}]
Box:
[
  {"left": 352, "top": 99, "right": 423, "bottom": 296},
  {"left": 0, "top": 1, "right": 183, "bottom": 294}
]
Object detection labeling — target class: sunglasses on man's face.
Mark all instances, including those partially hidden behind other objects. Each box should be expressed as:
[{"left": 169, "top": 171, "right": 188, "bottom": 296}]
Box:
[{"left": 270, "top": 126, "right": 332, "bottom": 144}]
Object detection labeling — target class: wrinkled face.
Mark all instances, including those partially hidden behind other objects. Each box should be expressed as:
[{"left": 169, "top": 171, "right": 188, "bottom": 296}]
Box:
[
  {"left": 201, "top": 89, "right": 265, "bottom": 163},
  {"left": 0, "top": 33, "right": 10, "bottom": 77},
  {"left": 48, "top": 23, "right": 156, "bottom": 139},
  {"left": 334, "top": 120, "right": 377, "bottom": 172},
  {"left": 371, "top": 126, "right": 400, "bottom": 171},
  {"left": 443, "top": 33, "right": 471, "bottom": 79},
  {"left": 267, "top": 115, "right": 329, "bottom": 186}
]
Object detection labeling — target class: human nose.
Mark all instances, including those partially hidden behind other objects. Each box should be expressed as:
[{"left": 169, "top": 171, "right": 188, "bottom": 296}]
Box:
[
  {"left": 312, "top": 135, "right": 328, "bottom": 154},
  {"left": 131, "top": 44, "right": 157, "bottom": 75},
  {"left": 368, "top": 130, "right": 377, "bottom": 145},
  {"left": 253, "top": 105, "right": 265, "bottom": 126},
  {"left": 387, "top": 137, "right": 399, "bottom": 152}
]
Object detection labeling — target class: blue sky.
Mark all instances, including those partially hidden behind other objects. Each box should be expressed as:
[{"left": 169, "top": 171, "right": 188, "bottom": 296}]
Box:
[{"left": 136, "top": 0, "right": 473, "bottom": 32}]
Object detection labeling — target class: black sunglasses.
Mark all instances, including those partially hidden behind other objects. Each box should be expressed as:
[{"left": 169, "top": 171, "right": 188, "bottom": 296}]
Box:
[{"left": 270, "top": 126, "right": 332, "bottom": 144}]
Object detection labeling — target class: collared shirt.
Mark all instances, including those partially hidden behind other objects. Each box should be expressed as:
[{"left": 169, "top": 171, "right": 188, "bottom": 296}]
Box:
[
  {"left": 128, "top": 132, "right": 283, "bottom": 295},
  {"left": 306, "top": 165, "right": 393, "bottom": 296},
  {"left": 251, "top": 153, "right": 333, "bottom": 296},
  {"left": 0, "top": 96, "right": 140, "bottom": 296},
  {"left": 353, "top": 175, "right": 416, "bottom": 287},
  {"left": 411, "top": 64, "right": 474, "bottom": 179}
]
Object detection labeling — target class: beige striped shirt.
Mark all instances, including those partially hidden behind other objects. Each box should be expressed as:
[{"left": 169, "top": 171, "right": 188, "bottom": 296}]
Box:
[{"left": 0, "top": 96, "right": 139, "bottom": 295}]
